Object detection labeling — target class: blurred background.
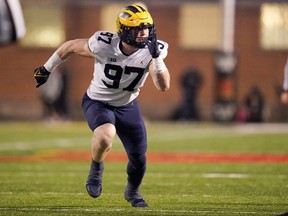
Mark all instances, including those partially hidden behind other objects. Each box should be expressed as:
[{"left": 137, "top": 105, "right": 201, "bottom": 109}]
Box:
[{"left": 0, "top": 0, "right": 288, "bottom": 123}]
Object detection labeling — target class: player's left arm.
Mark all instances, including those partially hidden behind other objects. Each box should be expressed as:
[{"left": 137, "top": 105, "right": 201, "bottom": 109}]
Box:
[
  {"left": 280, "top": 57, "right": 288, "bottom": 104},
  {"left": 146, "top": 29, "right": 170, "bottom": 91},
  {"left": 148, "top": 58, "right": 170, "bottom": 91}
]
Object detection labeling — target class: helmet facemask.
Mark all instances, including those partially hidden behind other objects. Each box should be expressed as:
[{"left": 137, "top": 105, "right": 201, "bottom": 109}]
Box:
[{"left": 119, "top": 23, "right": 154, "bottom": 48}]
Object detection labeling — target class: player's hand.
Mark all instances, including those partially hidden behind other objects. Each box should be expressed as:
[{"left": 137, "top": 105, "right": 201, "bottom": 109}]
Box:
[
  {"left": 146, "top": 28, "right": 160, "bottom": 58},
  {"left": 33, "top": 66, "right": 51, "bottom": 88}
]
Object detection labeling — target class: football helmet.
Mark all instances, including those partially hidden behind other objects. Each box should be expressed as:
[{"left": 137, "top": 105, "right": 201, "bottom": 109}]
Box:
[{"left": 116, "top": 4, "right": 154, "bottom": 48}]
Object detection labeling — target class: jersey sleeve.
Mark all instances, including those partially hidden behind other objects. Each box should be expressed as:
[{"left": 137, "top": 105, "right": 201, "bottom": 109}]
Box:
[
  {"left": 283, "top": 57, "right": 288, "bottom": 91},
  {"left": 88, "top": 31, "right": 115, "bottom": 54},
  {"left": 157, "top": 39, "right": 169, "bottom": 59},
  {"left": 87, "top": 32, "right": 98, "bottom": 54}
]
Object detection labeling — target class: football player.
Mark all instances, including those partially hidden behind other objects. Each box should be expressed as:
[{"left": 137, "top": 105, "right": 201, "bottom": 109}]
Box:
[
  {"left": 281, "top": 57, "right": 288, "bottom": 104},
  {"left": 33, "top": 4, "right": 170, "bottom": 207}
]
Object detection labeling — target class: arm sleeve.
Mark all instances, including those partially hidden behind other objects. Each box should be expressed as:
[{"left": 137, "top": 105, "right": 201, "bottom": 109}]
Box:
[{"left": 283, "top": 57, "right": 288, "bottom": 91}]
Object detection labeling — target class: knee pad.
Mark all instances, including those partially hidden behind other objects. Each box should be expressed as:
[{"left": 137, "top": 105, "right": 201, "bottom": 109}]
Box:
[{"left": 127, "top": 153, "right": 146, "bottom": 170}]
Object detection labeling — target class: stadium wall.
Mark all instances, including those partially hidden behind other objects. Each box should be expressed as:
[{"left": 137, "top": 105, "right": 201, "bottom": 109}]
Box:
[{"left": 0, "top": 3, "right": 287, "bottom": 121}]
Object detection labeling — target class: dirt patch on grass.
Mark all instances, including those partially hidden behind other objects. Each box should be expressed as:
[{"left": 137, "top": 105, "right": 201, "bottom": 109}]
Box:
[{"left": 0, "top": 150, "right": 288, "bottom": 163}]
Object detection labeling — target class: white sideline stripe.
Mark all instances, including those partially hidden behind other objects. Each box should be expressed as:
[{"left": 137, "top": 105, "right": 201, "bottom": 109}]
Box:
[
  {"left": 0, "top": 173, "right": 249, "bottom": 179},
  {"left": 201, "top": 173, "right": 249, "bottom": 178},
  {"left": 0, "top": 138, "right": 90, "bottom": 150},
  {"left": 0, "top": 192, "right": 85, "bottom": 195},
  {"left": 0, "top": 192, "right": 207, "bottom": 197},
  {"left": 1, "top": 172, "right": 287, "bottom": 179},
  {"left": 0, "top": 192, "right": 201, "bottom": 196},
  {"left": 0, "top": 207, "right": 262, "bottom": 214},
  {"left": 0, "top": 192, "right": 275, "bottom": 199}
]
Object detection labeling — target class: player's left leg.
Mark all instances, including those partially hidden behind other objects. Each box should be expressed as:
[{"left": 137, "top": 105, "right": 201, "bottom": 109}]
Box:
[
  {"left": 115, "top": 99, "right": 148, "bottom": 207},
  {"left": 124, "top": 153, "right": 147, "bottom": 207}
]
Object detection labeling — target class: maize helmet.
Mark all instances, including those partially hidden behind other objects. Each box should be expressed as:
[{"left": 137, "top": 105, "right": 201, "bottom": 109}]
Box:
[{"left": 116, "top": 4, "right": 154, "bottom": 48}]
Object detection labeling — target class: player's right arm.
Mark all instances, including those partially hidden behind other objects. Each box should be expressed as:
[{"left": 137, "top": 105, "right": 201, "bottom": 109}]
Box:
[
  {"left": 34, "top": 38, "right": 94, "bottom": 88},
  {"left": 56, "top": 38, "right": 94, "bottom": 60},
  {"left": 45, "top": 38, "right": 94, "bottom": 72}
]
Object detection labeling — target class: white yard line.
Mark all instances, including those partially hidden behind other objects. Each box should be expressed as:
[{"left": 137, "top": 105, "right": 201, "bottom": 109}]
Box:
[{"left": 0, "top": 207, "right": 262, "bottom": 215}]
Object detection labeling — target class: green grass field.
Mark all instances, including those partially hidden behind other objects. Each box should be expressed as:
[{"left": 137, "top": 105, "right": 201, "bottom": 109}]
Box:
[{"left": 0, "top": 121, "right": 288, "bottom": 215}]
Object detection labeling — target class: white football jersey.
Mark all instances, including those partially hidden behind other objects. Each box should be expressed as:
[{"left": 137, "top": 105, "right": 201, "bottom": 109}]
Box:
[{"left": 86, "top": 31, "right": 168, "bottom": 107}]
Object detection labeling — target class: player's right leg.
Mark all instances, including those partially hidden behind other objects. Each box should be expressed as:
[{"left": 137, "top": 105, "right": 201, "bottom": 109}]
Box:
[
  {"left": 86, "top": 123, "right": 116, "bottom": 198},
  {"left": 91, "top": 123, "right": 116, "bottom": 162},
  {"left": 82, "top": 93, "right": 116, "bottom": 198}
]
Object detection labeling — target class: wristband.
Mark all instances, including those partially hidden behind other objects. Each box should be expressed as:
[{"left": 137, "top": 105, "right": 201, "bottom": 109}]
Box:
[
  {"left": 152, "top": 57, "right": 167, "bottom": 74},
  {"left": 43, "top": 53, "right": 64, "bottom": 72},
  {"left": 283, "top": 83, "right": 288, "bottom": 92}
]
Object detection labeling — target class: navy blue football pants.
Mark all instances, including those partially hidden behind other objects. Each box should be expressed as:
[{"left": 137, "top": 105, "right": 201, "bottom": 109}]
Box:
[{"left": 82, "top": 93, "right": 147, "bottom": 188}]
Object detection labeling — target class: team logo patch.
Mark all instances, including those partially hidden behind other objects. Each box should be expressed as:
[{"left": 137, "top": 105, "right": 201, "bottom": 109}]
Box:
[{"left": 108, "top": 57, "right": 117, "bottom": 62}]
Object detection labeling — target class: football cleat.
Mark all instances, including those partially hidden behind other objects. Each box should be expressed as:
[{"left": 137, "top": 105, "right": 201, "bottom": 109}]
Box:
[
  {"left": 86, "top": 161, "right": 104, "bottom": 198},
  {"left": 86, "top": 179, "right": 102, "bottom": 198},
  {"left": 124, "top": 184, "right": 148, "bottom": 207}
]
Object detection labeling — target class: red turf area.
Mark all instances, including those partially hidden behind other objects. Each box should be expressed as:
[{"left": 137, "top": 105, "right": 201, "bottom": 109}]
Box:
[{"left": 0, "top": 150, "right": 288, "bottom": 163}]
